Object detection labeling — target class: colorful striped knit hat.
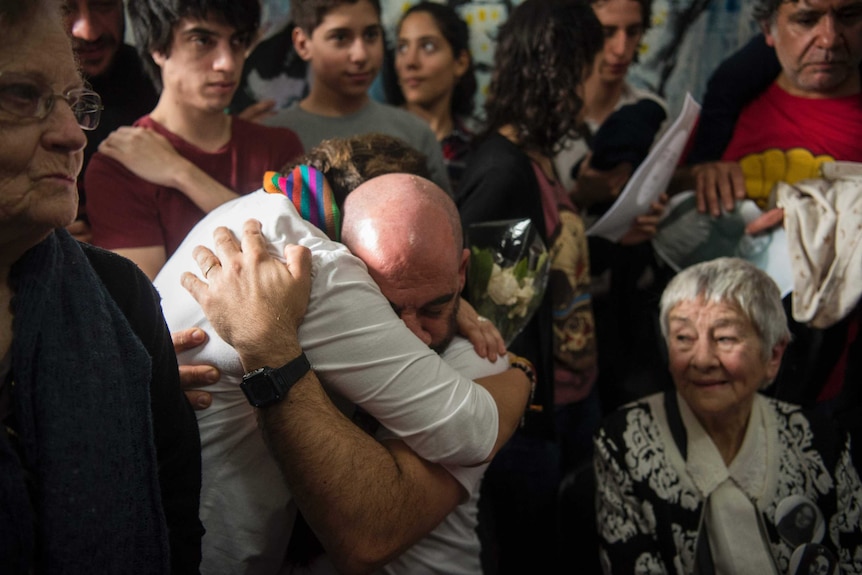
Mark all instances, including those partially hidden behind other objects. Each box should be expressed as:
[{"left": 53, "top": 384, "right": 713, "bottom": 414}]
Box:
[{"left": 263, "top": 165, "right": 342, "bottom": 241}]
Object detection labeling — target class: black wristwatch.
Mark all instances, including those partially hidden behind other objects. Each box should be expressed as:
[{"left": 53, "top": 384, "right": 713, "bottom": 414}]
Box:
[{"left": 240, "top": 353, "right": 311, "bottom": 408}]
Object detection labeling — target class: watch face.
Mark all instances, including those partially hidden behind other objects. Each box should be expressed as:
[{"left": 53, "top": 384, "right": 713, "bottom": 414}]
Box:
[
  {"left": 246, "top": 376, "right": 280, "bottom": 405},
  {"left": 241, "top": 355, "right": 308, "bottom": 408},
  {"left": 241, "top": 368, "right": 283, "bottom": 407}
]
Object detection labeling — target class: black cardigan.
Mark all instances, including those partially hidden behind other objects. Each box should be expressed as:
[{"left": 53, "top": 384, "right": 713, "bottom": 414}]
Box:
[{"left": 83, "top": 243, "right": 204, "bottom": 573}]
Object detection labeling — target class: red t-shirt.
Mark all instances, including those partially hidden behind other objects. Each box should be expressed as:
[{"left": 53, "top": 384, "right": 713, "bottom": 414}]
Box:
[
  {"left": 86, "top": 115, "right": 303, "bottom": 257},
  {"left": 722, "top": 84, "right": 862, "bottom": 208},
  {"left": 725, "top": 84, "right": 862, "bottom": 402}
]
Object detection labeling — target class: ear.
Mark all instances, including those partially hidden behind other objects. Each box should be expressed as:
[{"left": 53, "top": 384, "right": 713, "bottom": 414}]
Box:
[
  {"left": 765, "top": 338, "right": 788, "bottom": 382},
  {"left": 458, "top": 248, "right": 469, "bottom": 291},
  {"left": 293, "top": 26, "right": 313, "bottom": 62},
  {"left": 152, "top": 50, "right": 167, "bottom": 68},
  {"left": 453, "top": 49, "right": 470, "bottom": 79},
  {"left": 760, "top": 20, "right": 777, "bottom": 47}
]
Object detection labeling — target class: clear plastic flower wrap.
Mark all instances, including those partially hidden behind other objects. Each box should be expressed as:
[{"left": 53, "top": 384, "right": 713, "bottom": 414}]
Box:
[{"left": 466, "top": 218, "right": 550, "bottom": 346}]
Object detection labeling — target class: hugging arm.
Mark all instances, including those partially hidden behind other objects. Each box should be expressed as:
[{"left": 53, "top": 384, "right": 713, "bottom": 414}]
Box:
[
  {"left": 181, "top": 220, "right": 481, "bottom": 573},
  {"left": 260, "top": 375, "right": 465, "bottom": 574}
]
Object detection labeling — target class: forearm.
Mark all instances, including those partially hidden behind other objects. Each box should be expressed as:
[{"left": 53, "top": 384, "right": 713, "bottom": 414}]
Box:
[
  {"left": 668, "top": 165, "right": 697, "bottom": 196},
  {"left": 251, "top": 345, "right": 459, "bottom": 574},
  {"left": 474, "top": 368, "right": 531, "bottom": 460},
  {"left": 171, "top": 160, "right": 240, "bottom": 213},
  {"left": 95, "top": 126, "right": 239, "bottom": 213}
]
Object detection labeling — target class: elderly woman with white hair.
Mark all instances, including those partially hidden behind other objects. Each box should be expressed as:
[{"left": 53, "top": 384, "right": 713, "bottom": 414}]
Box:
[{"left": 594, "top": 257, "right": 862, "bottom": 574}]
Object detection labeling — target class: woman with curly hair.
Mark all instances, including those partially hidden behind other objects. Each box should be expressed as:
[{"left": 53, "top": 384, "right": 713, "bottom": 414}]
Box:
[{"left": 455, "top": 1, "right": 604, "bottom": 572}]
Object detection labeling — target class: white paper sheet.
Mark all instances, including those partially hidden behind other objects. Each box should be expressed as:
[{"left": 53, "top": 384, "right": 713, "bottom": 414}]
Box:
[{"left": 587, "top": 92, "right": 702, "bottom": 242}]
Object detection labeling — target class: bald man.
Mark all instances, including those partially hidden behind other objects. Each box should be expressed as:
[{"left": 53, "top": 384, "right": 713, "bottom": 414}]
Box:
[
  {"left": 342, "top": 174, "right": 468, "bottom": 354},
  {"left": 155, "top": 174, "right": 529, "bottom": 574},
  {"left": 338, "top": 175, "right": 491, "bottom": 574}
]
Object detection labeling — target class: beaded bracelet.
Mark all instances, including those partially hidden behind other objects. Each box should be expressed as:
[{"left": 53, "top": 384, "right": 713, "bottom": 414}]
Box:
[{"left": 508, "top": 353, "right": 539, "bottom": 427}]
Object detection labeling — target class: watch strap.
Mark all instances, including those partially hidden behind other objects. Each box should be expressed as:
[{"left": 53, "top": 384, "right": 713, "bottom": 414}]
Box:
[
  {"left": 241, "top": 352, "right": 311, "bottom": 408},
  {"left": 273, "top": 352, "right": 312, "bottom": 392}
]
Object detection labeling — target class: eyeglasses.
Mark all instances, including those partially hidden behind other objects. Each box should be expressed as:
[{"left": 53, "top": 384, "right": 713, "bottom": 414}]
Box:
[{"left": 0, "top": 72, "right": 103, "bottom": 130}]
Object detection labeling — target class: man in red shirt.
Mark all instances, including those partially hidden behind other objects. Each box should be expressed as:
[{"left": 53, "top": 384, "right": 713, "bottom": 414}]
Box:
[
  {"left": 678, "top": 0, "right": 862, "bottom": 218},
  {"left": 85, "top": 0, "right": 303, "bottom": 279}
]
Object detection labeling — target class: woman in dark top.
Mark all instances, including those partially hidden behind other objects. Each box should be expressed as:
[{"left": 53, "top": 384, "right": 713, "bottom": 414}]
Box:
[
  {"left": 0, "top": 1, "right": 202, "bottom": 572},
  {"left": 455, "top": 1, "right": 604, "bottom": 572}
]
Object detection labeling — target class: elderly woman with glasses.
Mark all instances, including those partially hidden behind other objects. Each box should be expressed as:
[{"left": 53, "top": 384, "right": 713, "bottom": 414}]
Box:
[
  {"left": 0, "top": 0, "right": 202, "bottom": 572},
  {"left": 594, "top": 257, "right": 862, "bottom": 574}
]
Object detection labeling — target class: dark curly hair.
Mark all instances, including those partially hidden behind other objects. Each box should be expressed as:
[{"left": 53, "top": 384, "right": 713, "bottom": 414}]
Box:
[
  {"left": 290, "top": 0, "right": 381, "bottom": 35},
  {"left": 382, "top": 1, "right": 477, "bottom": 119},
  {"left": 590, "top": 0, "right": 653, "bottom": 31},
  {"left": 481, "top": 0, "right": 603, "bottom": 157},
  {"left": 280, "top": 132, "right": 431, "bottom": 207},
  {"left": 128, "top": 0, "right": 261, "bottom": 91}
]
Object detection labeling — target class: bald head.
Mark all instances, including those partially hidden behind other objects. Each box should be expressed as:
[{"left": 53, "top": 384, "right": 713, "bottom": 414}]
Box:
[
  {"left": 342, "top": 173, "right": 462, "bottom": 260},
  {"left": 341, "top": 173, "right": 468, "bottom": 352}
]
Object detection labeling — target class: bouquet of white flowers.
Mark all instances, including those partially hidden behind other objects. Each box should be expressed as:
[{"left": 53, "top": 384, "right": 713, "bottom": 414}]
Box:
[{"left": 466, "top": 219, "right": 550, "bottom": 346}]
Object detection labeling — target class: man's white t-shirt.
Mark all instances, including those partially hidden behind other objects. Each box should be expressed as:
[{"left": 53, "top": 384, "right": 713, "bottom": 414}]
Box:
[
  {"left": 154, "top": 190, "right": 499, "bottom": 575},
  {"left": 376, "top": 336, "right": 507, "bottom": 575}
]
